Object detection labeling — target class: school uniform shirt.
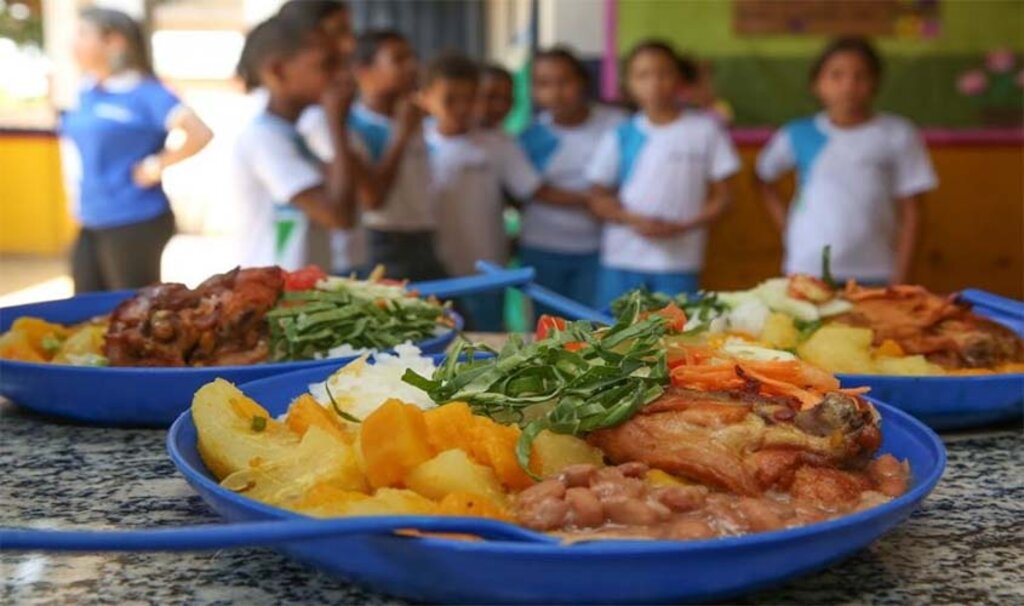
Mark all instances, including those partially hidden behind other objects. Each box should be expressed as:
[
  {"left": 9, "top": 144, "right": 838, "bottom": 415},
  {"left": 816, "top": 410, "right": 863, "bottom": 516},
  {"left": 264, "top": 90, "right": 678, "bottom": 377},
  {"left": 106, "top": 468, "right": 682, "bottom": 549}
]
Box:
[
  {"left": 347, "top": 102, "right": 436, "bottom": 232},
  {"left": 230, "top": 111, "right": 329, "bottom": 271},
  {"left": 586, "top": 110, "right": 740, "bottom": 273},
  {"left": 298, "top": 105, "right": 368, "bottom": 273},
  {"left": 61, "top": 72, "right": 181, "bottom": 229},
  {"left": 756, "top": 112, "right": 938, "bottom": 280},
  {"left": 425, "top": 125, "right": 542, "bottom": 277},
  {"left": 518, "top": 104, "right": 626, "bottom": 254}
]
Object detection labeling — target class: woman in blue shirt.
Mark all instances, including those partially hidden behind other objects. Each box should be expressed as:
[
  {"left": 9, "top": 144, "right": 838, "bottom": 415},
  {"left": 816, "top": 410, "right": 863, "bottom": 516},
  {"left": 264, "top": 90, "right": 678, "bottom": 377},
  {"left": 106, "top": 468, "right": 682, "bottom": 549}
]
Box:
[{"left": 62, "top": 8, "right": 213, "bottom": 292}]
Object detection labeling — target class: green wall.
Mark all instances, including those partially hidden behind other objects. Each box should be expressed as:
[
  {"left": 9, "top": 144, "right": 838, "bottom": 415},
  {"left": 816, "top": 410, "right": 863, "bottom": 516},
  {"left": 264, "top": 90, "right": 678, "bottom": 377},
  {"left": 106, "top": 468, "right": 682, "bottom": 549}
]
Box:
[{"left": 617, "top": 0, "right": 1024, "bottom": 126}]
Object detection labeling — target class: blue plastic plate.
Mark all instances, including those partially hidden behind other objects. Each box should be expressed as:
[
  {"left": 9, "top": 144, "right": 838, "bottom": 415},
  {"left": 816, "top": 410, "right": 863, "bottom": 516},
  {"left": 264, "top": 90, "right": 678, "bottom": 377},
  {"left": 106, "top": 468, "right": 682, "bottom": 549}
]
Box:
[
  {"left": 496, "top": 274, "right": 1024, "bottom": 432},
  {"left": 836, "top": 302, "right": 1024, "bottom": 431},
  {"left": 0, "top": 291, "right": 461, "bottom": 427},
  {"left": 835, "top": 373, "right": 1023, "bottom": 431},
  {"left": 167, "top": 364, "right": 946, "bottom": 604}
]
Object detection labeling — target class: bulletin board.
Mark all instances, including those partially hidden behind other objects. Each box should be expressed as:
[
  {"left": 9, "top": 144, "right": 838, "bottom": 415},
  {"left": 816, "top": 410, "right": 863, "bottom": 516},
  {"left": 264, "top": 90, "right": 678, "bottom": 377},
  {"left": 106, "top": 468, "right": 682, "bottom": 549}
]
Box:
[{"left": 733, "top": 0, "right": 942, "bottom": 38}]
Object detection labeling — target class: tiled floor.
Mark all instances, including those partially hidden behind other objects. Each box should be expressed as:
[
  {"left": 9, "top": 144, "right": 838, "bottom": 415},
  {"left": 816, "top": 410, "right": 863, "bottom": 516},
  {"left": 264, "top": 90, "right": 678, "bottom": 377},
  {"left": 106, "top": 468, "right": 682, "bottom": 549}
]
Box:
[
  {"left": 0, "top": 255, "right": 71, "bottom": 306},
  {"left": 0, "top": 235, "right": 235, "bottom": 307}
]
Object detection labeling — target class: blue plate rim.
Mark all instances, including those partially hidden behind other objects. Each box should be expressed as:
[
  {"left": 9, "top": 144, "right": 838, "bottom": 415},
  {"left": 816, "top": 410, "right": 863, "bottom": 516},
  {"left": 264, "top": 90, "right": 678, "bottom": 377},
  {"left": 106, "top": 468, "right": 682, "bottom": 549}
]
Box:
[
  {"left": 167, "top": 387, "right": 947, "bottom": 555},
  {"left": 837, "top": 371, "right": 1024, "bottom": 382}
]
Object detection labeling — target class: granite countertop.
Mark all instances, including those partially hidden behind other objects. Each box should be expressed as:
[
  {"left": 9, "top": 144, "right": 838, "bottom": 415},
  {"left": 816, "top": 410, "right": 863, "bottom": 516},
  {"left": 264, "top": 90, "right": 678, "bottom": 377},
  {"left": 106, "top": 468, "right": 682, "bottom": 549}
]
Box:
[{"left": 1, "top": 402, "right": 1022, "bottom": 605}]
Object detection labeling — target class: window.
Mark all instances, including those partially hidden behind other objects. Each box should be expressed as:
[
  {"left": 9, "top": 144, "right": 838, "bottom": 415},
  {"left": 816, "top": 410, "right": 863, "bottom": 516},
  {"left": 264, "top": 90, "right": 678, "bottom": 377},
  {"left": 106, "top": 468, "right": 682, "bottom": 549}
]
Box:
[{"left": 0, "top": 0, "right": 51, "bottom": 129}]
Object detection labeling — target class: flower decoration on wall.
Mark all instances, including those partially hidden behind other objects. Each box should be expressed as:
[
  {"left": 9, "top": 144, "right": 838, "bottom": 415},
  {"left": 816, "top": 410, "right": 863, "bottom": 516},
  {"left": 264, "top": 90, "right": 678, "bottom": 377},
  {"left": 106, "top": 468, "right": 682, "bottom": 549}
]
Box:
[
  {"left": 956, "top": 70, "right": 988, "bottom": 96},
  {"left": 956, "top": 48, "right": 1023, "bottom": 127},
  {"left": 985, "top": 48, "right": 1016, "bottom": 74}
]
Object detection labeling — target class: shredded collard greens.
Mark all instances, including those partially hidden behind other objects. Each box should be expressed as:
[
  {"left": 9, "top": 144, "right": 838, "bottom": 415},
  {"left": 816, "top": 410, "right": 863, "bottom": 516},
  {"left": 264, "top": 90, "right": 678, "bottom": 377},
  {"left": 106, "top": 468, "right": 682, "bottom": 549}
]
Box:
[
  {"left": 402, "top": 294, "right": 670, "bottom": 476},
  {"left": 325, "top": 382, "right": 363, "bottom": 424},
  {"left": 610, "top": 286, "right": 728, "bottom": 326},
  {"left": 266, "top": 286, "right": 449, "bottom": 361},
  {"left": 794, "top": 318, "right": 824, "bottom": 342}
]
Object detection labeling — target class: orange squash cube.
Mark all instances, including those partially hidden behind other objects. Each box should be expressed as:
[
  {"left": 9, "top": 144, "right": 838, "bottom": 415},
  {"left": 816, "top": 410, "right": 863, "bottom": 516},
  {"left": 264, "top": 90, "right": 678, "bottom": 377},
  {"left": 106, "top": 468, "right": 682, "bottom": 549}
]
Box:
[
  {"left": 286, "top": 394, "right": 354, "bottom": 444},
  {"left": 438, "top": 492, "right": 513, "bottom": 522},
  {"left": 360, "top": 399, "right": 434, "bottom": 488}
]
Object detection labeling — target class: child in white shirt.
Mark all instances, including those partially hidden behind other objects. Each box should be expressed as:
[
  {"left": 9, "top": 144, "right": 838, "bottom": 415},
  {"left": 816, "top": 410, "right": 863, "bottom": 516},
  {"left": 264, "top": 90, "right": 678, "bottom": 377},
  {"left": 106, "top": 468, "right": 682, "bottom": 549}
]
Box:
[
  {"left": 519, "top": 47, "right": 626, "bottom": 314},
  {"left": 587, "top": 40, "right": 739, "bottom": 308},
  {"left": 348, "top": 30, "right": 445, "bottom": 281},
  {"left": 231, "top": 15, "right": 357, "bottom": 271},
  {"left": 419, "top": 54, "right": 543, "bottom": 330},
  {"left": 299, "top": 106, "right": 368, "bottom": 276},
  {"left": 757, "top": 37, "right": 937, "bottom": 284}
]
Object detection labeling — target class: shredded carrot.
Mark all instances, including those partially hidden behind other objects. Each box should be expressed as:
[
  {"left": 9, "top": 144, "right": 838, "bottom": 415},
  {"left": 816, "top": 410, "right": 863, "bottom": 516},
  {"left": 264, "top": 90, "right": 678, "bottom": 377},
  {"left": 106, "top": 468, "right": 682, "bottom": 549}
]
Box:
[
  {"left": 666, "top": 344, "right": 717, "bottom": 369},
  {"left": 668, "top": 345, "right": 857, "bottom": 411},
  {"left": 734, "top": 365, "right": 820, "bottom": 409}
]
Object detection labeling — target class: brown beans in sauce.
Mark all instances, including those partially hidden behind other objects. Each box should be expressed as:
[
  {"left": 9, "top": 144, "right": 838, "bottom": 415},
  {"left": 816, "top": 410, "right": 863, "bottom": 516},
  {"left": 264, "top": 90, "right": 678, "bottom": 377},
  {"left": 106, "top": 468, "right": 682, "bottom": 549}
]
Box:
[
  {"left": 560, "top": 464, "right": 597, "bottom": 488},
  {"left": 652, "top": 485, "right": 707, "bottom": 513},
  {"left": 564, "top": 487, "right": 604, "bottom": 528},
  {"left": 603, "top": 497, "right": 661, "bottom": 526},
  {"left": 514, "top": 458, "right": 910, "bottom": 540}
]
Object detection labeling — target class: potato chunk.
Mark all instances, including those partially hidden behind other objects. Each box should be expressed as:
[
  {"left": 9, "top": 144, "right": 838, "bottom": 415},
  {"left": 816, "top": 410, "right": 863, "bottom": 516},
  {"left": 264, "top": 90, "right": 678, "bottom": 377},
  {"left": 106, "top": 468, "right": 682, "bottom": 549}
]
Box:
[
  {"left": 405, "top": 449, "right": 507, "bottom": 507},
  {"left": 438, "top": 492, "right": 512, "bottom": 521},
  {"left": 532, "top": 430, "right": 605, "bottom": 478},
  {"left": 797, "top": 325, "right": 875, "bottom": 374},
  {"left": 220, "top": 425, "right": 367, "bottom": 506},
  {"left": 53, "top": 324, "right": 106, "bottom": 364},
  {"left": 760, "top": 312, "right": 800, "bottom": 350},
  {"left": 875, "top": 355, "right": 941, "bottom": 376},
  {"left": 192, "top": 379, "right": 301, "bottom": 480},
  {"left": 288, "top": 485, "right": 437, "bottom": 518}
]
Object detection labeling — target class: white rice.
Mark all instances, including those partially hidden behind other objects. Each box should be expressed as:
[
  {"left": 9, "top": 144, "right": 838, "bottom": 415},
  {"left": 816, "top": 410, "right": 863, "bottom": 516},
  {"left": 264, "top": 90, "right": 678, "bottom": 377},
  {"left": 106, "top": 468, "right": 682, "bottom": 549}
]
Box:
[
  {"left": 721, "top": 337, "right": 797, "bottom": 362},
  {"left": 307, "top": 343, "right": 438, "bottom": 423},
  {"left": 317, "top": 343, "right": 372, "bottom": 360}
]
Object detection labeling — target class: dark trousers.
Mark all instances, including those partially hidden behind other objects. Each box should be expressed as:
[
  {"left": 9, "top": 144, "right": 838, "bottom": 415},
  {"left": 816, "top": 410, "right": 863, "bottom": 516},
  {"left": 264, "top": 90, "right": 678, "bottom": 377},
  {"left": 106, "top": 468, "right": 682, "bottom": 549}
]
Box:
[
  {"left": 366, "top": 229, "right": 447, "bottom": 282},
  {"left": 71, "top": 212, "right": 175, "bottom": 293}
]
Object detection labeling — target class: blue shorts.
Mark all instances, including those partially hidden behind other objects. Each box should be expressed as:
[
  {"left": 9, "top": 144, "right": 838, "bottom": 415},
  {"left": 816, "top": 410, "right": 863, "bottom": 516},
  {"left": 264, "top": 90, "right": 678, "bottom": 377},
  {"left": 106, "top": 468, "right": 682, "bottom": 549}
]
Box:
[
  {"left": 519, "top": 246, "right": 599, "bottom": 321},
  {"left": 596, "top": 267, "right": 700, "bottom": 309}
]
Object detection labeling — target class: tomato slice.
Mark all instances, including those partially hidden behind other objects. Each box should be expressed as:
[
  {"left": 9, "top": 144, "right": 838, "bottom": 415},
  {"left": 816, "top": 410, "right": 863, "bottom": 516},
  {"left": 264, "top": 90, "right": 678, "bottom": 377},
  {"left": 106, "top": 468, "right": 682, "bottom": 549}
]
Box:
[
  {"left": 535, "top": 315, "right": 589, "bottom": 352},
  {"left": 284, "top": 265, "right": 328, "bottom": 291},
  {"left": 654, "top": 303, "right": 688, "bottom": 333},
  {"left": 535, "top": 315, "right": 567, "bottom": 341}
]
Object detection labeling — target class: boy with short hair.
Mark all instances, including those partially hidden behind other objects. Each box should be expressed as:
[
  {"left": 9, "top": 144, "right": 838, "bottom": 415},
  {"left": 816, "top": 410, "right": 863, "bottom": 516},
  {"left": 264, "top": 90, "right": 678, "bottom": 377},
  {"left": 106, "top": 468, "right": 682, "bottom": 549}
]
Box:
[
  {"left": 349, "top": 30, "right": 445, "bottom": 281},
  {"left": 231, "top": 16, "right": 358, "bottom": 270},
  {"left": 419, "top": 54, "right": 546, "bottom": 330},
  {"left": 474, "top": 63, "right": 515, "bottom": 132}
]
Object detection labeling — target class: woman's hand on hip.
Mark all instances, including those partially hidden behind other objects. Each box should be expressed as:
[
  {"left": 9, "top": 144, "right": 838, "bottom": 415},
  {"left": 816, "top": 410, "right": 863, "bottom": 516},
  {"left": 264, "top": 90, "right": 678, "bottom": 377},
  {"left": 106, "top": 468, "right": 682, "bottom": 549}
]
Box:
[{"left": 132, "top": 154, "right": 163, "bottom": 188}]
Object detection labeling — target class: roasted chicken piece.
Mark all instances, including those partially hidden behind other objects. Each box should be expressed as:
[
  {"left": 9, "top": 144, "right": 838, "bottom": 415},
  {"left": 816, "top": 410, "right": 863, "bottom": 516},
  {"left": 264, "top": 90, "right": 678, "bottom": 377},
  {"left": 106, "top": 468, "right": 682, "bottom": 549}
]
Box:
[
  {"left": 104, "top": 267, "right": 284, "bottom": 367},
  {"left": 587, "top": 386, "right": 881, "bottom": 496},
  {"left": 836, "top": 283, "right": 1024, "bottom": 369}
]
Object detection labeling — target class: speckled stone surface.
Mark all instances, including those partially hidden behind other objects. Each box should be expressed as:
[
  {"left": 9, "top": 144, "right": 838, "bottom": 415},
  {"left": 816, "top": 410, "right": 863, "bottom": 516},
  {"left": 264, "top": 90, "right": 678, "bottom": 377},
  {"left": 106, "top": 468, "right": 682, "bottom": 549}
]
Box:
[{"left": 1, "top": 399, "right": 1021, "bottom": 605}]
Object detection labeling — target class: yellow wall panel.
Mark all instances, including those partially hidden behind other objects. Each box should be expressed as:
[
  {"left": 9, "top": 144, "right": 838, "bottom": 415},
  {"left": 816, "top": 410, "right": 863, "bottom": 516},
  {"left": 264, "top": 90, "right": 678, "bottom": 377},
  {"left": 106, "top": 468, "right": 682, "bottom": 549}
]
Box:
[{"left": 0, "top": 135, "right": 74, "bottom": 255}]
